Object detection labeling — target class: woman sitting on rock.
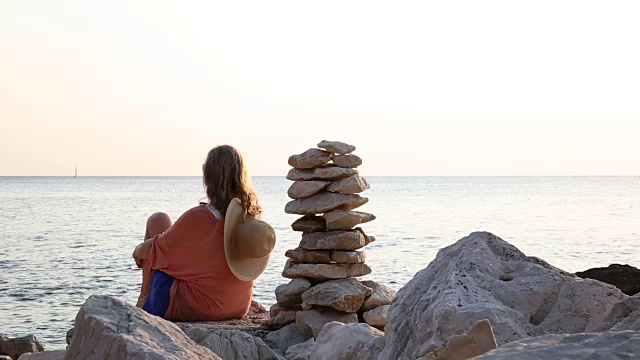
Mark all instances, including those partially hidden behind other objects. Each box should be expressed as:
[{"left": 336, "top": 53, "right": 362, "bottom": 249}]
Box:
[{"left": 132, "top": 145, "right": 275, "bottom": 321}]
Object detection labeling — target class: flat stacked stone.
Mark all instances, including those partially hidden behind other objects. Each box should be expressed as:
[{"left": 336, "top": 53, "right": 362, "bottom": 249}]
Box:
[{"left": 265, "top": 140, "right": 395, "bottom": 333}]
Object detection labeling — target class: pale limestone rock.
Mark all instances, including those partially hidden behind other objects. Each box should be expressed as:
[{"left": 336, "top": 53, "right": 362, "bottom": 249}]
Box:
[
  {"left": 285, "top": 192, "right": 368, "bottom": 215},
  {"left": 308, "top": 322, "right": 385, "bottom": 360},
  {"left": 285, "top": 248, "right": 331, "bottom": 263},
  {"left": 331, "top": 250, "right": 366, "bottom": 264},
  {"left": 182, "top": 327, "right": 281, "bottom": 360},
  {"left": 265, "top": 323, "right": 311, "bottom": 355},
  {"left": 291, "top": 216, "right": 326, "bottom": 233},
  {"left": 360, "top": 281, "right": 396, "bottom": 311},
  {"left": 379, "top": 232, "right": 627, "bottom": 360},
  {"left": 610, "top": 310, "right": 640, "bottom": 332},
  {"left": 285, "top": 338, "right": 315, "bottom": 360},
  {"left": 65, "top": 295, "right": 220, "bottom": 360},
  {"left": 474, "top": 331, "right": 640, "bottom": 360},
  {"left": 18, "top": 352, "right": 65, "bottom": 360},
  {"left": 287, "top": 181, "right": 330, "bottom": 199},
  {"left": 317, "top": 140, "right": 356, "bottom": 155},
  {"left": 363, "top": 305, "right": 390, "bottom": 327},
  {"left": 296, "top": 310, "right": 358, "bottom": 338},
  {"left": 288, "top": 149, "right": 332, "bottom": 169},
  {"left": 301, "top": 278, "right": 371, "bottom": 313},
  {"left": 263, "top": 310, "right": 298, "bottom": 330},
  {"left": 332, "top": 153, "right": 362, "bottom": 168},
  {"left": 323, "top": 209, "right": 375, "bottom": 231},
  {"left": 418, "top": 319, "right": 498, "bottom": 360},
  {"left": 327, "top": 175, "right": 370, "bottom": 194},
  {"left": 283, "top": 261, "right": 372, "bottom": 281},
  {"left": 596, "top": 293, "right": 640, "bottom": 331},
  {"left": 276, "top": 279, "right": 312, "bottom": 308},
  {"left": 287, "top": 167, "right": 357, "bottom": 181},
  {"left": 361, "top": 231, "right": 376, "bottom": 245},
  {"left": 301, "top": 302, "right": 313, "bottom": 310},
  {"left": 0, "top": 335, "right": 44, "bottom": 360},
  {"left": 300, "top": 230, "right": 366, "bottom": 251},
  {"left": 174, "top": 303, "right": 270, "bottom": 343},
  {"left": 270, "top": 303, "right": 284, "bottom": 318}
]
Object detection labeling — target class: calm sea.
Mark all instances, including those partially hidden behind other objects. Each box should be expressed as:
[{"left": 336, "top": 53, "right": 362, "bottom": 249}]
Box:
[{"left": 1, "top": 176, "right": 639, "bottom": 349}]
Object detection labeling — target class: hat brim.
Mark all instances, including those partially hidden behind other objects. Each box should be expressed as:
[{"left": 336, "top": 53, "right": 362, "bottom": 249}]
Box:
[{"left": 224, "top": 198, "right": 271, "bottom": 282}]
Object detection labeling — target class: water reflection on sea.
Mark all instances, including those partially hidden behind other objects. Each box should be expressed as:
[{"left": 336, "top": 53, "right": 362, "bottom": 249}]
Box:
[{"left": 1, "top": 176, "right": 638, "bottom": 349}]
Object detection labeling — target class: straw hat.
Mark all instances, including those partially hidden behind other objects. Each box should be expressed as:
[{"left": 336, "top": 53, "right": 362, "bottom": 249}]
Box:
[{"left": 224, "top": 198, "right": 276, "bottom": 281}]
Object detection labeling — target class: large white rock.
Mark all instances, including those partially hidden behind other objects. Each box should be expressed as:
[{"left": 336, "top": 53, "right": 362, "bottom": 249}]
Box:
[
  {"left": 474, "top": 331, "right": 640, "bottom": 360},
  {"left": 596, "top": 293, "right": 640, "bottom": 331},
  {"left": 380, "top": 232, "right": 628, "bottom": 360},
  {"left": 307, "top": 322, "right": 385, "bottom": 360},
  {"left": 182, "top": 327, "right": 282, "bottom": 360},
  {"left": 417, "top": 319, "right": 498, "bottom": 360},
  {"left": 65, "top": 295, "right": 220, "bottom": 359}
]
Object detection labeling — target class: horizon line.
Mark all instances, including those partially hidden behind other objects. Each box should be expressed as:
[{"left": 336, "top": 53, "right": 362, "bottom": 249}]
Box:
[{"left": 2, "top": 175, "right": 639, "bottom": 178}]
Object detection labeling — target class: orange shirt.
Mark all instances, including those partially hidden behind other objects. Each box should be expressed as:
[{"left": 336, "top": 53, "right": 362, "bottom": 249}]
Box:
[{"left": 147, "top": 205, "right": 253, "bottom": 321}]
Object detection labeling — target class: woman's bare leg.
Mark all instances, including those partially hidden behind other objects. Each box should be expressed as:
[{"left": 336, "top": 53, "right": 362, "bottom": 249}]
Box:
[{"left": 136, "top": 212, "right": 172, "bottom": 307}]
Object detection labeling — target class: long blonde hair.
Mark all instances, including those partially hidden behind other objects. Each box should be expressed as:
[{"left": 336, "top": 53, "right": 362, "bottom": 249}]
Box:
[{"left": 202, "top": 145, "right": 261, "bottom": 219}]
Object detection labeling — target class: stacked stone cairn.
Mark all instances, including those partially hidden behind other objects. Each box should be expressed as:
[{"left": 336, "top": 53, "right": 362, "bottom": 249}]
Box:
[{"left": 264, "top": 140, "right": 396, "bottom": 338}]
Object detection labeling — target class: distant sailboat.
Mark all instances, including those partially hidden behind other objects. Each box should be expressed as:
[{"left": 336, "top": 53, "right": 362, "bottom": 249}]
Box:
[{"left": 74, "top": 165, "right": 78, "bottom": 178}]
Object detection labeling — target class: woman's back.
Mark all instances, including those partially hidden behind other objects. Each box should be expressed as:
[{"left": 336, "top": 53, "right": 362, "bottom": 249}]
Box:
[{"left": 147, "top": 205, "right": 253, "bottom": 321}]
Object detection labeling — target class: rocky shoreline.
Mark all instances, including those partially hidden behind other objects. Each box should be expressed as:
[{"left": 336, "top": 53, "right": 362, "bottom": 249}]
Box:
[
  {"left": 4, "top": 142, "right": 640, "bottom": 359},
  {"left": 3, "top": 231, "right": 640, "bottom": 359}
]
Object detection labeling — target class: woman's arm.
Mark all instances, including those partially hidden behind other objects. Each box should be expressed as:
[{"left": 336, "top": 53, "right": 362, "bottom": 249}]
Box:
[{"left": 133, "top": 238, "right": 154, "bottom": 260}]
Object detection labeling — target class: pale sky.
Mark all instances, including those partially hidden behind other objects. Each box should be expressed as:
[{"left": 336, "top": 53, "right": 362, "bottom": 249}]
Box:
[{"left": 1, "top": 0, "right": 639, "bottom": 176}]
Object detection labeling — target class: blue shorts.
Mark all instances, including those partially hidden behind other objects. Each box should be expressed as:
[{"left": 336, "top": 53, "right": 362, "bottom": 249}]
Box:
[{"left": 142, "top": 270, "right": 175, "bottom": 318}]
